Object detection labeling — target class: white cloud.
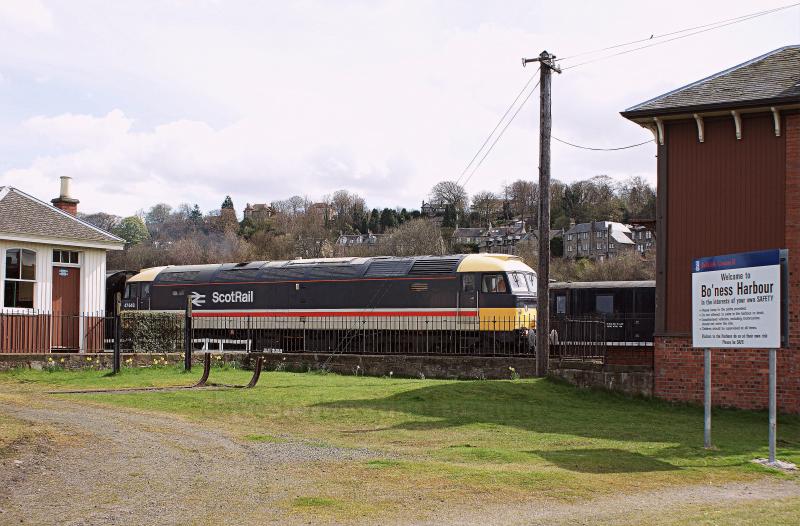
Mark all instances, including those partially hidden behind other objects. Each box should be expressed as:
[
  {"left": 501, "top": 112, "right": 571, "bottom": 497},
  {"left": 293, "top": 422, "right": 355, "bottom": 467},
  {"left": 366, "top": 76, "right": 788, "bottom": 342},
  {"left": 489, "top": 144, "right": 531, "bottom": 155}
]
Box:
[
  {"left": 0, "top": 0, "right": 53, "bottom": 33},
  {"left": 0, "top": 0, "right": 797, "bottom": 215}
]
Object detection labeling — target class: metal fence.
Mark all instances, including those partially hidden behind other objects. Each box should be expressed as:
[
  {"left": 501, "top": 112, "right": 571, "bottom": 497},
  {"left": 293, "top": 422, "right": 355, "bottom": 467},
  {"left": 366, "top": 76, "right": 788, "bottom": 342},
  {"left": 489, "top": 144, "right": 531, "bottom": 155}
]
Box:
[
  {"left": 550, "top": 314, "right": 655, "bottom": 362},
  {"left": 190, "top": 315, "right": 534, "bottom": 357},
  {"left": 1, "top": 311, "right": 535, "bottom": 357}
]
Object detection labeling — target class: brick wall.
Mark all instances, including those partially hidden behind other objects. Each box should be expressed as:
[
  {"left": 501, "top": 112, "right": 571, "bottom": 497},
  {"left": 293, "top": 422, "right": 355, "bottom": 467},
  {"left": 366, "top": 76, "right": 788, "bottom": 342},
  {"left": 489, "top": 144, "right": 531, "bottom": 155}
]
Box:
[
  {"left": 653, "top": 113, "right": 800, "bottom": 414},
  {"left": 605, "top": 346, "right": 654, "bottom": 367}
]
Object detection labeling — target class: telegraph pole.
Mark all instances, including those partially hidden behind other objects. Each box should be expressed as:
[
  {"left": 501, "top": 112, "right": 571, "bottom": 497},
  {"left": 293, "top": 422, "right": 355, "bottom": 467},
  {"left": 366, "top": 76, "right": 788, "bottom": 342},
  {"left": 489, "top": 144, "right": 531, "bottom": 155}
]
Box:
[{"left": 523, "top": 50, "right": 560, "bottom": 377}]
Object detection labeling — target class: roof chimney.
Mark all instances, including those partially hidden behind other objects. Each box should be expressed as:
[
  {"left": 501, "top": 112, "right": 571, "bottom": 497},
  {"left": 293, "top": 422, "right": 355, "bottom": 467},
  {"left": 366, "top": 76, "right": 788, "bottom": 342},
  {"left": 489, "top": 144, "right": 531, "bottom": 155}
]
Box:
[{"left": 51, "top": 176, "right": 79, "bottom": 216}]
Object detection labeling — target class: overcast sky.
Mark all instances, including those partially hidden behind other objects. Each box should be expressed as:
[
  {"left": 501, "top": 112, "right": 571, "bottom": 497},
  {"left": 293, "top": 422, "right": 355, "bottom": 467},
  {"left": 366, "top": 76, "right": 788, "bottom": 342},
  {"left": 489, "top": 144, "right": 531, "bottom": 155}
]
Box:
[{"left": 1, "top": 0, "right": 798, "bottom": 217}]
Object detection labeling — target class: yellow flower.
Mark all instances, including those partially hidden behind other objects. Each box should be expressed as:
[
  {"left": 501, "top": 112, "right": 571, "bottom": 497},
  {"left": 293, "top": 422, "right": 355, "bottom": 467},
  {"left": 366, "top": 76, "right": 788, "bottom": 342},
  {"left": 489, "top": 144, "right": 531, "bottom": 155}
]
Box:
[
  {"left": 87, "top": 357, "right": 92, "bottom": 362},
  {"left": 59, "top": 358, "right": 65, "bottom": 363}
]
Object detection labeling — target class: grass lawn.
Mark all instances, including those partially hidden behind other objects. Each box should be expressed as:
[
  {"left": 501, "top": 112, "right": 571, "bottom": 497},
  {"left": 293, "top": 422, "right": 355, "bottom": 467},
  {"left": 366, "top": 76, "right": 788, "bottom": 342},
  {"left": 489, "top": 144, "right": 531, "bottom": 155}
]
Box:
[{"left": 1, "top": 365, "right": 799, "bottom": 518}]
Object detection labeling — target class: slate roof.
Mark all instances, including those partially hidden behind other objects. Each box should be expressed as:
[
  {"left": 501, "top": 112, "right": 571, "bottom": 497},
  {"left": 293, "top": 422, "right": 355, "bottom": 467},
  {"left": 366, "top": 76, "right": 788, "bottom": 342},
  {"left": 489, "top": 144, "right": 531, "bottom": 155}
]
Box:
[
  {"left": 0, "top": 187, "right": 123, "bottom": 247},
  {"left": 622, "top": 45, "right": 800, "bottom": 117}
]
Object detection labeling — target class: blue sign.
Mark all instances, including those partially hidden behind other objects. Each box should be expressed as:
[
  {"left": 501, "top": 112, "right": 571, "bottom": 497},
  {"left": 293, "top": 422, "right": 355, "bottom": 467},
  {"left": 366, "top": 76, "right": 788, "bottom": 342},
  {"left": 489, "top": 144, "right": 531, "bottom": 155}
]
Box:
[{"left": 693, "top": 249, "right": 781, "bottom": 274}]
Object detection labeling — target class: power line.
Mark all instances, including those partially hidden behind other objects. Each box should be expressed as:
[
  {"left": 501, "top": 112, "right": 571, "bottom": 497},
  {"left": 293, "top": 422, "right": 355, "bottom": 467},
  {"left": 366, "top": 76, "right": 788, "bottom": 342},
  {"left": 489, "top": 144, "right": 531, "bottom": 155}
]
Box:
[
  {"left": 552, "top": 136, "right": 653, "bottom": 151},
  {"left": 557, "top": 3, "right": 799, "bottom": 63},
  {"left": 462, "top": 77, "right": 542, "bottom": 188},
  {"left": 456, "top": 66, "right": 540, "bottom": 186},
  {"left": 561, "top": 3, "right": 800, "bottom": 70}
]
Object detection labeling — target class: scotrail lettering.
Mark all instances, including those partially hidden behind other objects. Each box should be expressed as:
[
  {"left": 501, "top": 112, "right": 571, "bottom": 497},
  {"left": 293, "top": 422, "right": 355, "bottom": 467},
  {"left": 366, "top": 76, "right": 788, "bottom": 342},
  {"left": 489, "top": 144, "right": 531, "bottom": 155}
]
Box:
[{"left": 211, "top": 291, "right": 254, "bottom": 304}]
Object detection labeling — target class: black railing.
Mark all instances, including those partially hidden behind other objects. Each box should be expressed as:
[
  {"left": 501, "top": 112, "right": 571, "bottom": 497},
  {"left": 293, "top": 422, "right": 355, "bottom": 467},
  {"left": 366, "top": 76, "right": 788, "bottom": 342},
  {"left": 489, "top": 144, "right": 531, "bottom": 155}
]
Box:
[
  {"left": 550, "top": 314, "right": 655, "bottom": 362},
  {"left": 190, "top": 315, "right": 534, "bottom": 357},
  {"left": 0, "top": 311, "right": 535, "bottom": 357}
]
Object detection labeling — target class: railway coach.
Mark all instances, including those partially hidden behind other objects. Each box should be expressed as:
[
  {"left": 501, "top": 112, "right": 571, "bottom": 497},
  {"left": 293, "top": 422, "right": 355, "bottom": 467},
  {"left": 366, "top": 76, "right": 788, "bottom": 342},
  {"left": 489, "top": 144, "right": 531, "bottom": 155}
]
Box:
[{"left": 121, "top": 254, "right": 538, "bottom": 354}]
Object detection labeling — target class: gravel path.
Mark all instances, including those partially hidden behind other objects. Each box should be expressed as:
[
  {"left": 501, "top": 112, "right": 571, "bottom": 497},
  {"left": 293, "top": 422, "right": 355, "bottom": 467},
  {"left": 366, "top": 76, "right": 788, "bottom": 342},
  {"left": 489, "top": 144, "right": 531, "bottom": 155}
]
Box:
[
  {"left": 1, "top": 396, "right": 798, "bottom": 525},
  {"left": 0, "top": 397, "right": 379, "bottom": 525}
]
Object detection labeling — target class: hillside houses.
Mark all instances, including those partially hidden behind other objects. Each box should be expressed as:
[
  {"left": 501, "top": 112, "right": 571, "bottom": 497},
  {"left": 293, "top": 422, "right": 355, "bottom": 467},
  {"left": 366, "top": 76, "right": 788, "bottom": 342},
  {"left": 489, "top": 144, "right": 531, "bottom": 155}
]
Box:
[{"left": 562, "top": 221, "right": 654, "bottom": 260}]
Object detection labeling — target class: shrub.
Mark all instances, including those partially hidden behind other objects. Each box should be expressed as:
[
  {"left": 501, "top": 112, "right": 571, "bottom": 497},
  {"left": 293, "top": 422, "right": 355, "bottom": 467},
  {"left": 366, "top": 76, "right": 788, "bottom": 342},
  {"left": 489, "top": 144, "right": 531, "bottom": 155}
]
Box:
[{"left": 121, "top": 311, "right": 184, "bottom": 353}]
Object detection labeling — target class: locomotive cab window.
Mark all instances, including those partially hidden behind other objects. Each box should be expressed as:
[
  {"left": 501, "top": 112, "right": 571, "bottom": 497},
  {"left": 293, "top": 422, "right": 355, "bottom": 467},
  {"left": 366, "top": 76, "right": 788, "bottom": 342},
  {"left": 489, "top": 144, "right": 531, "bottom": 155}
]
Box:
[
  {"left": 124, "top": 283, "right": 139, "bottom": 299},
  {"left": 481, "top": 274, "right": 507, "bottom": 293},
  {"left": 506, "top": 272, "right": 529, "bottom": 293}
]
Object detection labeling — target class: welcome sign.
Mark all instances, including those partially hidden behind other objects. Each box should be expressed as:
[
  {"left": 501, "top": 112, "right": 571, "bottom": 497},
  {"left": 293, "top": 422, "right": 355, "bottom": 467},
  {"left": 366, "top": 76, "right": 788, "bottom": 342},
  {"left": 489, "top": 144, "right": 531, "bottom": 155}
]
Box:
[{"left": 692, "top": 249, "right": 786, "bottom": 349}]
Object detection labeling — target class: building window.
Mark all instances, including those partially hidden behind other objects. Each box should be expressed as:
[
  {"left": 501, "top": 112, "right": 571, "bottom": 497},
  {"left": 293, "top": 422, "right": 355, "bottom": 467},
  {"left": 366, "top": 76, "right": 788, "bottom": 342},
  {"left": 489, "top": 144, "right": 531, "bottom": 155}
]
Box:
[
  {"left": 567, "top": 234, "right": 573, "bottom": 241},
  {"left": 52, "top": 250, "right": 79, "bottom": 264},
  {"left": 646, "top": 231, "right": 652, "bottom": 239},
  {"left": 4, "top": 249, "right": 35, "bottom": 309},
  {"left": 609, "top": 243, "right": 615, "bottom": 249}
]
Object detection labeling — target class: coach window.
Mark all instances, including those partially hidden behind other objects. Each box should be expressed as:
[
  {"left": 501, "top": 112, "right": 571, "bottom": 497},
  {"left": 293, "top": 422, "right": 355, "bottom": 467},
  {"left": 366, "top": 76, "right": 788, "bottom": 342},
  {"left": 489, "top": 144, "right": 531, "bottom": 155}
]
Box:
[
  {"left": 482, "top": 274, "right": 507, "bottom": 293},
  {"left": 595, "top": 294, "right": 614, "bottom": 315},
  {"left": 556, "top": 295, "right": 566, "bottom": 314},
  {"left": 4, "top": 249, "right": 36, "bottom": 309}
]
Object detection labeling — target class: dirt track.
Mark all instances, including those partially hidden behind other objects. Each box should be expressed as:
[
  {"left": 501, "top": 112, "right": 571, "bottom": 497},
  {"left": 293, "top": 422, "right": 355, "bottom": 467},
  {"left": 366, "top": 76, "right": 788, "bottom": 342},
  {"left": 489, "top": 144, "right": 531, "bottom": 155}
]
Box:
[{"left": 1, "top": 396, "right": 798, "bottom": 525}]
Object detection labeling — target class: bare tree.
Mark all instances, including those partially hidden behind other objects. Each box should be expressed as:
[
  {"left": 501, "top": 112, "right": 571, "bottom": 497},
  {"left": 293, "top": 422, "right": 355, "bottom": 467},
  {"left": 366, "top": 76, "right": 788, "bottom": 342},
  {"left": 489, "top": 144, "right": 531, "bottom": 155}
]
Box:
[
  {"left": 384, "top": 218, "right": 444, "bottom": 256},
  {"left": 471, "top": 191, "right": 500, "bottom": 227},
  {"left": 430, "top": 181, "right": 468, "bottom": 211}
]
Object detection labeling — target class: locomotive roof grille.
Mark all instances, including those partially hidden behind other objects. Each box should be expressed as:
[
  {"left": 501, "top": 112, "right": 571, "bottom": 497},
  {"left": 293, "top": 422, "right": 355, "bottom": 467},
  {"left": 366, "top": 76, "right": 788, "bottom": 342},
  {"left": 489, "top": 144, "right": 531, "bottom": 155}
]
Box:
[
  {"left": 364, "top": 259, "right": 415, "bottom": 277},
  {"left": 158, "top": 270, "right": 202, "bottom": 283},
  {"left": 408, "top": 257, "right": 461, "bottom": 275}
]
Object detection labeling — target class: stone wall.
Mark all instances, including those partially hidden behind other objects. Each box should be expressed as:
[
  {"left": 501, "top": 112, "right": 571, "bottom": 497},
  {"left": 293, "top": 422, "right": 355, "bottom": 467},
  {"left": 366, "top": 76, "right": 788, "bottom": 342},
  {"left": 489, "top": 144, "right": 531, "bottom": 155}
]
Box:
[
  {"left": 0, "top": 352, "right": 538, "bottom": 380},
  {"left": 548, "top": 359, "right": 653, "bottom": 397}
]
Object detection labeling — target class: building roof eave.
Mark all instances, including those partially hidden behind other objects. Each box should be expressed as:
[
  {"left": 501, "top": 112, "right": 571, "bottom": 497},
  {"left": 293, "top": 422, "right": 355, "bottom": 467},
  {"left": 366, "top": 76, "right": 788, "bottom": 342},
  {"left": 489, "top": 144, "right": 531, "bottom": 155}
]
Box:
[{"left": 621, "top": 96, "right": 800, "bottom": 121}]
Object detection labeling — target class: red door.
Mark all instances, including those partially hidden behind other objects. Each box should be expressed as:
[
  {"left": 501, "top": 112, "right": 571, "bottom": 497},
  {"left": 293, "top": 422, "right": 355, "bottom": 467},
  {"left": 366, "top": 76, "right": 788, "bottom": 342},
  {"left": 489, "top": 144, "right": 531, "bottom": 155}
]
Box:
[{"left": 52, "top": 266, "right": 80, "bottom": 350}]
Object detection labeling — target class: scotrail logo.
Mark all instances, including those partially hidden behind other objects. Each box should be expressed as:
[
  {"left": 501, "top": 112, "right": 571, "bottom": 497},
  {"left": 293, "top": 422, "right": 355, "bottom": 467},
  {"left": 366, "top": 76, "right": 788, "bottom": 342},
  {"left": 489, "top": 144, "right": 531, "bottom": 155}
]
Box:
[{"left": 189, "top": 291, "right": 206, "bottom": 307}]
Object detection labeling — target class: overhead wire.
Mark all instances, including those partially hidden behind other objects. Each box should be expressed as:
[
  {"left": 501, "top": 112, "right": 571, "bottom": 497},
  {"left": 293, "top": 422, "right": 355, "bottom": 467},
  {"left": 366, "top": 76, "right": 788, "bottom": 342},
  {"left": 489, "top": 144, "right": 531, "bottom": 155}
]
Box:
[
  {"left": 455, "top": 66, "right": 540, "bottom": 186},
  {"left": 461, "top": 76, "right": 541, "bottom": 189},
  {"left": 456, "top": 2, "right": 797, "bottom": 184},
  {"left": 560, "top": 3, "right": 800, "bottom": 70},
  {"left": 557, "top": 3, "right": 799, "bottom": 63},
  {"left": 552, "top": 136, "right": 653, "bottom": 151}
]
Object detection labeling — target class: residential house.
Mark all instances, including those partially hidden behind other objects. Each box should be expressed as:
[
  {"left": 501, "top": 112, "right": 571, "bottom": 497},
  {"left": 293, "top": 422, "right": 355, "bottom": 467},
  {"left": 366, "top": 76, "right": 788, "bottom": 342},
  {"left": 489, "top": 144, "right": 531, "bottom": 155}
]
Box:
[
  {"left": 243, "top": 203, "right": 276, "bottom": 221},
  {"left": 563, "top": 221, "right": 636, "bottom": 260}
]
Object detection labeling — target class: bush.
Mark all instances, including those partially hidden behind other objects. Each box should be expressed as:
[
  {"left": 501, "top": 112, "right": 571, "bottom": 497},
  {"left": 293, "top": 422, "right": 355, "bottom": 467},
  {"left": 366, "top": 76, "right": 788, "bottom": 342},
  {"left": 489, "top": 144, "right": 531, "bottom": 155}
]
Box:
[{"left": 121, "top": 311, "right": 184, "bottom": 353}]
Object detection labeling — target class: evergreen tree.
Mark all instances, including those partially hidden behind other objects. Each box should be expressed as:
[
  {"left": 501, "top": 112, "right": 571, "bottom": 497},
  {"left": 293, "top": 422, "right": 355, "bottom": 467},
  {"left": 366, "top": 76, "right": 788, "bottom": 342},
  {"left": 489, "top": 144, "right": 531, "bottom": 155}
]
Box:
[{"left": 221, "top": 196, "right": 234, "bottom": 209}]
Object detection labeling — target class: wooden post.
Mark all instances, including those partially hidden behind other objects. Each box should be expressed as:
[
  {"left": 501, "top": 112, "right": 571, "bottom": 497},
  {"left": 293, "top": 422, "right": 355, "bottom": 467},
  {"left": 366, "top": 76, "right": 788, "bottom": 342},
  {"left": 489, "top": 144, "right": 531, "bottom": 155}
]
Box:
[
  {"left": 535, "top": 50, "right": 558, "bottom": 377},
  {"left": 112, "top": 292, "right": 122, "bottom": 374},
  {"left": 184, "top": 296, "right": 193, "bottom": 372}
]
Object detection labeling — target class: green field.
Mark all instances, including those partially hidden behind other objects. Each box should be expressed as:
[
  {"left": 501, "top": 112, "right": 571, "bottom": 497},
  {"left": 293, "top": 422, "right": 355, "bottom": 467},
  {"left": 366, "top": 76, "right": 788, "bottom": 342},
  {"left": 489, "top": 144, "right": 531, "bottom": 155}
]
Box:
[{"left": 1, "top": 365, "right": 798, "bottom": 520}]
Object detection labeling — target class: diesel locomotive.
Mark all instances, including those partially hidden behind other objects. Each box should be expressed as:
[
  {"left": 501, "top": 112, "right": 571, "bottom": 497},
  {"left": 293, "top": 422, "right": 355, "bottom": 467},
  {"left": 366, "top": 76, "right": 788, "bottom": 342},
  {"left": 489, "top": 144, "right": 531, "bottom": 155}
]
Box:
[{"left": 122, "top": 254, "right": 538, "bottom": 354}]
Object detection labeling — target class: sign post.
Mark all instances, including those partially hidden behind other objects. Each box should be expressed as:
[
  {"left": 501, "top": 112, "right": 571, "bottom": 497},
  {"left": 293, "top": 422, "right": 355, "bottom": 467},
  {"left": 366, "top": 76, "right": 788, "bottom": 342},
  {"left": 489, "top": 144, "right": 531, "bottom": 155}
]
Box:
[
  {"left": 704, "top": 347, "right": 711, "bottom": 449},
  {"left": 692, "top": 249, "right": 788, "bottom": 463}
]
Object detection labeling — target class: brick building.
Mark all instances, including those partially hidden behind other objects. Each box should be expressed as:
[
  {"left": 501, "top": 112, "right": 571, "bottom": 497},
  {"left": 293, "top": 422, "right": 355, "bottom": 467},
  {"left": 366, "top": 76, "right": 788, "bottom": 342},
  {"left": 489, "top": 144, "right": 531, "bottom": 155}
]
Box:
[{"left": 621, "top": 45, "right": 800, "bottom": 412}]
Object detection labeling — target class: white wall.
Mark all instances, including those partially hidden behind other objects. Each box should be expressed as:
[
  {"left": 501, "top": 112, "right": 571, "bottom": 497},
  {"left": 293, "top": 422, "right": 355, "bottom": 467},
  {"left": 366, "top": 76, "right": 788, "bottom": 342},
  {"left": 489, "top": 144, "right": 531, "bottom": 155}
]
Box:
[{"left": 0, "top": 240, "right": 107, "bottom": 314}]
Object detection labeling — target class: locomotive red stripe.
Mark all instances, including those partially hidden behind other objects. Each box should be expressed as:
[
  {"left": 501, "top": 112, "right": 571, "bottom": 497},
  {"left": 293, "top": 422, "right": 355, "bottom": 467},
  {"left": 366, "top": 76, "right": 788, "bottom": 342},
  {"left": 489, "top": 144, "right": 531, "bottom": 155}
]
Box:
[{"left": 192, "top": 310, "right": 478, "bottom": 318}]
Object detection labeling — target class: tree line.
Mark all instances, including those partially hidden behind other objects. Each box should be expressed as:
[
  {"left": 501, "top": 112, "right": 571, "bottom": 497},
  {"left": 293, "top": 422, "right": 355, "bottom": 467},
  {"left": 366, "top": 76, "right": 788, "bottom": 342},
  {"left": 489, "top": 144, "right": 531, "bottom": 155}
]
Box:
[{"left": 84, "top": 175, "right": 655, "bottom": 272}]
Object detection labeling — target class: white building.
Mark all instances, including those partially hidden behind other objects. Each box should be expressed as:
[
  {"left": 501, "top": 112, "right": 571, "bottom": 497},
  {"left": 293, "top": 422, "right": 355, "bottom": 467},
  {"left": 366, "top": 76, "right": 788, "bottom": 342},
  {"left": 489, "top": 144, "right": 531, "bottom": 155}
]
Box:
[{"left": 0, "top": 177, "right": 124, "bottom": 352}]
